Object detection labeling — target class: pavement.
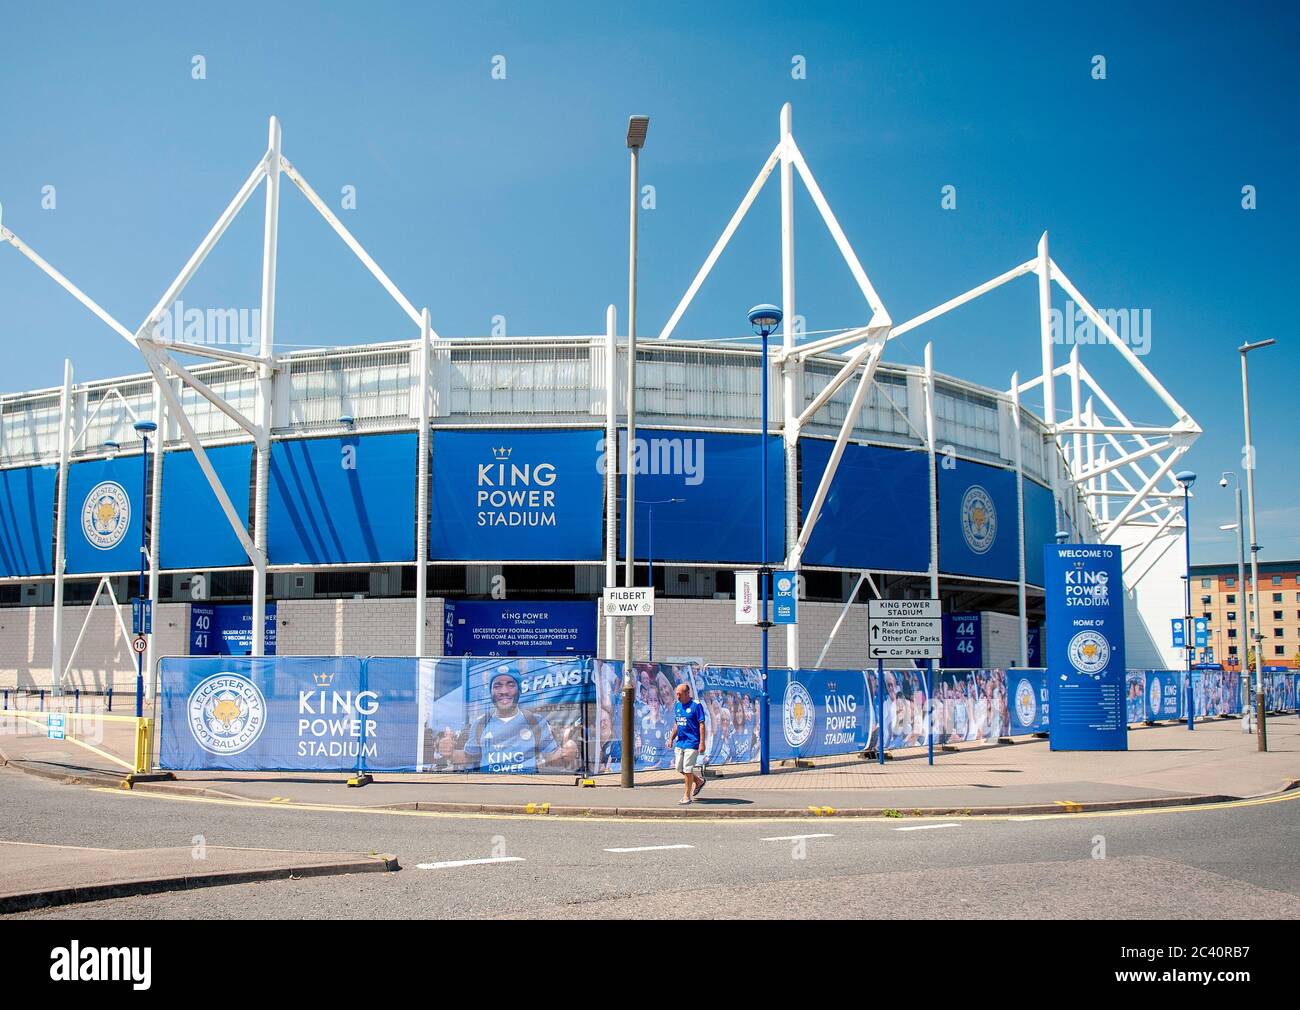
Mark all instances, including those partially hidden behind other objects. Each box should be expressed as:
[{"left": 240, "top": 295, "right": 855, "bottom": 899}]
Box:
[
  {"left": 3, "top": 702, "right": 1297, "bottom": 818},
  {"left": 0, "top": 839, "right": 398, "bottom": 914}
]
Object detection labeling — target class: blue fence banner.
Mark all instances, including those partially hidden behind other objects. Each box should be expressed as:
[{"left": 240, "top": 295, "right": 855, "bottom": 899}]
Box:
[
  {"left": 937, "top": 459, "right": 1019, "bottom": 582},
  {"left": 189, "top": 604, "right": 277, "bottom": 656},
  {"left": 0, "top": 464, "right": 57, "bottom": 577},
  {"left": 1007, "top": 669, "right": 1048, "bottom": 734},
  {"left": 1144, "top": 669, "right": 1182, "bottom": 721},
  {"left": 158, "top": 655, "right": 592, "bottom": 775},
  {"left": 773, "top": 570, "right": 797, "bottom": 624},
  {"left": 592, "top": 660, "right": 705, "bottom": 773},
  {"left": 1044, "top": 544, "right": 1128, "bottom": 751},
  {"left": 443, "top": 600, "right": 597, "bottom": 656},
  {"left": 1187, "top": 668, "right": 1241, "bottom": 719},
  {"left": 943, "top": 612, "right": 982, "bottom": 667},
  {"left": 799, "top": 439, "right": 929, "bottom": 573},
  {"left": 268, "top": 433, "right": 417, "bottom": 565},
  {"left": 1125, "top": 671, "right": 1146, "bottom": 725},
  {"left": 769, "top": 668, "right": 873, "bottom": 760},
  {"left": 65, "top": 455, "right": 145, "bottom": 574},
  {"left": 430, "top": 429, "right": 604, "bottom": 562}
]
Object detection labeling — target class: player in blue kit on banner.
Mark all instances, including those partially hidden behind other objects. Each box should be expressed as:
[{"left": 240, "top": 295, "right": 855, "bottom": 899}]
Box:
[
  {"left": 436, "top": 665, "right": 578, "bottom": 774},
  {"left": 666, "top": 681, "right": 707, "bottom": 804}
]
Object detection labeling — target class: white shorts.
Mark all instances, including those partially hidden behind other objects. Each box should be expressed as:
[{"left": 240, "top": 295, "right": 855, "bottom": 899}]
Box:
[{"left": 674, "top": 747, "right": 701, "bottom": 774}]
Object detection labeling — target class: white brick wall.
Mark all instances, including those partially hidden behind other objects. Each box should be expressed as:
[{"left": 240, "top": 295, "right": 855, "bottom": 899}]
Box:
[
  {"left": 276, "top": 597, "right": 443, "bottom": 657},
  {"left": 0, "top": 602, "right": 189, "bottom": 693}
]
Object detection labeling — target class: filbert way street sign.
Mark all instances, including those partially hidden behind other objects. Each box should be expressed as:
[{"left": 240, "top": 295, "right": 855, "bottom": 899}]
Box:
[
  {"left": 603, "top": 587, "right": 655, "bottom": 617},
  {"left": 867, "top": 599, "right": 943, "bottom": 659}
]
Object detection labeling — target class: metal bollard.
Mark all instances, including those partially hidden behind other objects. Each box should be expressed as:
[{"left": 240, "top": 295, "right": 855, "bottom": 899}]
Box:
[
  {"left": 75, "top": 688, "right": 80, "bottom": 712},
  {"left": 39, "top": 689, "right": 45, "bottom": 711},
  {"left": 107, "top": 686, "right": 113, "bottom": 712}
]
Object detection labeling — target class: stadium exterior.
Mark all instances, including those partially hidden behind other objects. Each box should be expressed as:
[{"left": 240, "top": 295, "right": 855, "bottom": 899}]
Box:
[{"left": 0, "top": 106, "right": 1197, "bottom": 692}]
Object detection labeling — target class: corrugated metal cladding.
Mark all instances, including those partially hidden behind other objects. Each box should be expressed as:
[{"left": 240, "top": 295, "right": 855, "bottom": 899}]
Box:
[{"left": 0, "top": 336, "right": 1062, "bottom": 577}]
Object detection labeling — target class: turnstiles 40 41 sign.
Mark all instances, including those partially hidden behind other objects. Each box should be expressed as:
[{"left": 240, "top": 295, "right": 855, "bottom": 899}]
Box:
[{"left": 1044, "top": 544, "right": 1127, "bottom": 751}]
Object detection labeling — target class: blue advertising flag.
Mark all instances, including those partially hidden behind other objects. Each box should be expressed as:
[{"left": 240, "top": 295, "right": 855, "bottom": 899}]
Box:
[
  {"left": 1171, "top": 619, "right": 1186, "bottom": 649},
  {"left": 1044, "top": 544, "right": 1128, "bottom": 750},
  {"left": 772, "top": 570, "right": 797, "bottom": 624}
]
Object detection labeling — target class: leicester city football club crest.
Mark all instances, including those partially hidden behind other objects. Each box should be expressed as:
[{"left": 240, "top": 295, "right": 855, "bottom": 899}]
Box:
[
  {"left": 81, "top": 480, "right": 131, "bottom": 550},
  {"left": 1014, "top": 677, "right": 1037, "bottom": 728},
  {"left": 960, "top": 484, "right": 996, "bottom": 555},
  {"left": 187, "top": 674, "right": 267, "bottom": 756},
  {"left": 782, "top": 680, "right": 815, "bottom": 749},
  {"left": 1067, "top": 630, "right": 1110, "bottom": 676},
  {"left": 1149, "top": 675, "right": 1162, "bottom": 716}
]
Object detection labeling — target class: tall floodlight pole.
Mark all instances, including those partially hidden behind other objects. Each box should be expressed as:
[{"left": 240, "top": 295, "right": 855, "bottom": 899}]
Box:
[
  {"left": 621, "top": 115, "right": 648, "bottom": 789},
  {"left": 133, "top": 419, "right": 157, "bottom": 717},
  {"left": 1176, "top": 470, "right": 1197, "bottom": 731},
  {"left": 1219, "top": 472, "right": 1252, "bottom": 731},
  {"left": 1240, "top": 338, "right": 1274, "bottom": 751},
  {"left": 780, "top": 102, "right": 800, "bottom": 674},
  {"left": 414, "top": 308, "right": 432, "bottom": 656},
  {"left": 749, "top": 304, "right": 782, "bottom": 776}
]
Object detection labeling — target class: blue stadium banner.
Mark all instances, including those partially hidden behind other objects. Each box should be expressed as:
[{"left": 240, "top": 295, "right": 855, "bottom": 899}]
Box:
[
  {"left": 943, "top": 612, "right": 982, "bottom": 667},
  {"left": 1144, "top": 669, "right": 1182, "bottom": 721},
  {"left": 65, "top": 455, "right": 145, "bottom": 574},
  {"left": 442, "top": 600, "right": 597, "bottom": 656},
  {"left": 190, "top": 603, "right": 277, "bottom": 656},
  {"left": 1022, "top": 479, "right": 1057, "bottom": 587},
  {"left": 0, "top": 464, "right": 57, "bottom": 577},
  {"left": 617, "top": 430, "right": 783, "bottom": 565},
  {"left": 268, "top": 433, "right": 417, "bottom": 565},
  {"left": 799, "top": 439, "right": 929, "bottom": 573},
  {"left": 430, "top": 429, "right": 603, "bottom": 562},
  {"left": 160, "top": 443, "right": 252, "bottom": 570},
  {"left": 1170, "top": 619, "right": 1185, "bottom": 649},
  {"left": 1044, "top": 544, "right": 1127, "bottom": 751},
  {"left": 772, "top": 570, "right": 797, "bottom": 624},
  {"left": 937, "top": 459, "right": 1019, "bottom": 582}
]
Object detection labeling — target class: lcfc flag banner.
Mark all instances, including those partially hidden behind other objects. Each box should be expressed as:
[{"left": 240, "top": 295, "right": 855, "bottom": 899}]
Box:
[
  {"left": 1044, "top": 544, "right": 1127, "bottom": 751},
  {"left": 773, "top": 570, "right": 797, "bottom": 625}
]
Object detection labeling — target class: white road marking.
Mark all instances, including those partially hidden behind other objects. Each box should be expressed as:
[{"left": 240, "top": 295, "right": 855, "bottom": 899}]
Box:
[
  {"left": 416, "top": 856, "right": 525, "bottom": 869},
  {"left": 761, "top": 833, "right": 835, "bottom": 842},
  {"left": 893, "top": 822, "right": 960, "bottom": 832},
  {"left": 604, "top": 844, "right": 695, "bottom": 853}
]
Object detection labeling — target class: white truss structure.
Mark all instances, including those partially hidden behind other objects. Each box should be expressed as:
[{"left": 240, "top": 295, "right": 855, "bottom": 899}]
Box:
[
  {"left": 658, "top": 104, "right": 1200, "bottom": 669},
  {"left": 3, "top": 104, "right": 1200, "bottom": 678}
]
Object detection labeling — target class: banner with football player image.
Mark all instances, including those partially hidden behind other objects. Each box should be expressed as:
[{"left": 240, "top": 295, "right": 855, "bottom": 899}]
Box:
[
  {"left": 591, "top": 660, "right": 714, "bottom": 773},
  {"left": 1187, "top": 667, "right": 1242, "bottom": 719},
  {"left": 1044, "top": 544, "right": 1128, "bottom": 751},
  {"left": 416, "top": 656, "right": 588, "bottom": 775}
]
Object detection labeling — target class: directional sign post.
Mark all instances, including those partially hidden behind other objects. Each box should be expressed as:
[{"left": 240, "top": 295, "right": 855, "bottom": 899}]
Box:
[
  {"left": 602, "top": 587, "right": 655, "bottom": 618},
  {"left": 867, "top": 599, "right": 943, "bottom": 661}
]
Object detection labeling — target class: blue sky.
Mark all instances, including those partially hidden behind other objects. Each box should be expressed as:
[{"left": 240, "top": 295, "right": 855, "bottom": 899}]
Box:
[{"left": 1, "top": 1, "right": 1295, "bottom": 563}]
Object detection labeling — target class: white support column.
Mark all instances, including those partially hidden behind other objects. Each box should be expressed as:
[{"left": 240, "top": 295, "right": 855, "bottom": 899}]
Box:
[
  {"left": 252, "top": 116, "right": 281, "bottom": 658},
  {"left": 924, "top": 344, "right": 939, "bottom": 600},
  {"left": 1011, "top": 372, "right": 1028, "bottom": 667},
  {"left": 50, "top": 359, "right": 73, "bottom": 694},
  {"left": 414, "top": 309, "right": 432, "bottom": 656},
  {"left": 604, "top": 304, "right": 618, "bottom": 656},
  {"left": 145, "top": 380, "right": 164, "bottom": 698},
  {"left": 1036, "top": 233, "right": 1059, "bottom": 534},
  {"left": 780, "top": 102, "right": 801, "bottom": 670}
]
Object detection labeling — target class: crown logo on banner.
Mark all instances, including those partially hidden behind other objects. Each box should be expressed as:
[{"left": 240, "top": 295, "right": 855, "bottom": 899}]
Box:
[
  {"left": 492, "top": 446, "right": 512, "bottom": 460},
  {"left": 313, "top": 671, "right": 335, "bottom": 687}
]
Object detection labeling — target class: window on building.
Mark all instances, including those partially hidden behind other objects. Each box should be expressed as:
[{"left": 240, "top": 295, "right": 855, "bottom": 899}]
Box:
[
  {"left": 1228, "top": 646, "right": 1238, "bottom": 656},
  {"left": 1228, "top": 629, "right": 1237, "bottom": 639},
  {"left": 1273, "top": 575, "right": 1282, "bottom": 585},
  {"left": 1273, "top": 610, "right": 1283, "bottom": 621},
  {"left": 1275, "top": 646, "right": 1286, "bottom": 656},
  {"left": 1227, "top": 611, "right": 1237, "bottom": 622},
  {"left": 1273, "top": 593, "right": 1283, "bottom": 603},
  {"left": 1227, "top": 594, "right": 1236, "bottom": 604},
  {"left": 1201, "top": 577, "right": 1211, "bottom": 588},
  {"left": 1274, "top": 628, "right": 1284, "bottom": 638},
  {"left": 1226, "top": 577, "right": 1236, "bottom": 587}
]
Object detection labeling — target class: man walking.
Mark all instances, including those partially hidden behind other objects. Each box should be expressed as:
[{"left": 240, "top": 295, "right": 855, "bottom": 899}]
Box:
[{"left": 667, "top": 681, "right": 707, "bottom": 805}]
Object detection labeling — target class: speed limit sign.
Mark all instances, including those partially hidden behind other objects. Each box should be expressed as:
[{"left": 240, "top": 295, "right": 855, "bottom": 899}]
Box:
[{"left": 132, "top": 635, "right": 148, "bottom": 654}]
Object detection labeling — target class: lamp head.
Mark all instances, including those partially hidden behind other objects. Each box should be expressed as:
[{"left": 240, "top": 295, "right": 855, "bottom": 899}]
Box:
[
  {"left": 747, "top": 304, "right": 782, "bottom": 337},
  {"left": 1175, "top": 470, "right": 1197, "bottom": 489},
  {"left": 1055, "top": 530, "right": 1070, "bottom": 544},
  {"left": 626, "top": 116, "right": 649, "bottom": 150},
  {"left": 133, "top": 420, "right": 157, "bottom": 435}
]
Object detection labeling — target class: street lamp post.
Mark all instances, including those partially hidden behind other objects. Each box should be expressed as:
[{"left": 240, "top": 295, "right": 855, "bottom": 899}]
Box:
[
  {"left": 621, "top": 115, "right": 649, "bottom": 789},
  {"left": 1239, "top": 338, "right": 1275, "bottom": 751},
  {"left": 1219, "top": 471, "right": 1252, "bottom": 731},
  {"left": 133, "top": 419, "right": 157, "bottom": 719},
  {"left": 1176, "top": 470, "right": 1197, "bottom": 730},
  {"left": 749, "top": 304, "right": 781, "bottom": 776}
]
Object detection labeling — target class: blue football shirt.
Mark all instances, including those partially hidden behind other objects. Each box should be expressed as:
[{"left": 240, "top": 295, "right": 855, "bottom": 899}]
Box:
[
  {"left": 464, "top": 712, "right": 559, "bottom": 773},
  {"left": 673, "top": 699, "right": 705, "bottom": 750}
]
